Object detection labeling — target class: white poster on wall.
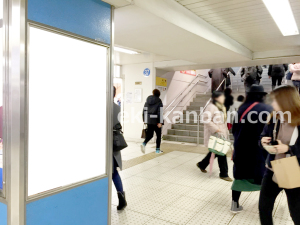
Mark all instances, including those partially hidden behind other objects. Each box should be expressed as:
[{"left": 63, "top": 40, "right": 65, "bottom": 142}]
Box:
[
  {"left": 126, "top": 92, "right": 133, "bottom": 104},
  {"left": 28, "top": 26, "right": 107, "bottom": 196},
  {"left": 134, "top": 89, "right": 142, "bottom": 103}
]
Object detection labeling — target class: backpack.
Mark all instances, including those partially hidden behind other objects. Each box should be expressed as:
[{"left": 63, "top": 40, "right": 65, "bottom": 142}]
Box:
[
  {"left": 272, "top": 64, "right": 284, "bottom": 74},
  {"left": 243, "top": 67, "right": 257, "bottom": 83}
]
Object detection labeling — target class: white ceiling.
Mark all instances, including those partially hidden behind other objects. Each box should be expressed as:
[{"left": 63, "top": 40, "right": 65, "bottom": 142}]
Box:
[
  {"left": 114, "top": 4, "right": 251, "bottom": 65},
  {"left": 176, "top": 0, "right": 300, "bottom": 52},
  {"left": 106, "top": 0, "right": 300, "bottom": 70}
]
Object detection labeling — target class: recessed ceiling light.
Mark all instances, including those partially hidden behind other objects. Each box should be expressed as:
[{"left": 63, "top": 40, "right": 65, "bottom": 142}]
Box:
[
  {"left": 262, "top": 0, "right": 299, "bottom": 36},
  {"left": 114, "top": 47, "right": 139, "bottom": 54}
]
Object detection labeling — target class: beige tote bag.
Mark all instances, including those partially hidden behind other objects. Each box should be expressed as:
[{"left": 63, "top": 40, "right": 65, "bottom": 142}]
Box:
[{"left": 271, "top": 127, "right": 300, "bottom": 189}]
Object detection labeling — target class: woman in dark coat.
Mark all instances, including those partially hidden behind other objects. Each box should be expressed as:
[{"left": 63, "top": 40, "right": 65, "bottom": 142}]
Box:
[
  {"left": 113, "top": 86, "right": 127, "bottom": 210},
  {"left": 259, "top": 85, "right": 300, "bottom": 225},
  {"left": 231, "top": 85, "right": 272, "bottom": 213}
]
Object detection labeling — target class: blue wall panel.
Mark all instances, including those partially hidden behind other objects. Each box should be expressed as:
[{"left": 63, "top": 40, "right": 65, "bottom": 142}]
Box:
[
  {"left": 26, "top": 178, "right": 108, "bottom": 225},
  {"left": 0, "top": 202, "right": 7, "bottom": 225},
  {"left": 28, "top": 0, "right": 111, "bottom": 44}
]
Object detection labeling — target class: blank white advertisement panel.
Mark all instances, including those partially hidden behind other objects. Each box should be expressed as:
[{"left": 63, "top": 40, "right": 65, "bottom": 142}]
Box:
[{"left": 28, "top": 27, "right": 107, "bottom": 196}]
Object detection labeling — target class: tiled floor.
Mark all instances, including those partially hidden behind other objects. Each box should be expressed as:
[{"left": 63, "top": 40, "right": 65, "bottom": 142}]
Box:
[
  {"left": 122, "top": 141, "right": 157, "bottom": 161},
  {"left": 112, "top": 147, "right": 293, "bottom": 225}
]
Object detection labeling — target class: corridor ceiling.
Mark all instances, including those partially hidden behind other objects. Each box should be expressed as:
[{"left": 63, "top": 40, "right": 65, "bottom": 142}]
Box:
[
  {"left": 104, "top": 0, "right": 300, "bottom": 70},
  {"left": 176, "top": 0, "right": 300, "bottom": 52}
]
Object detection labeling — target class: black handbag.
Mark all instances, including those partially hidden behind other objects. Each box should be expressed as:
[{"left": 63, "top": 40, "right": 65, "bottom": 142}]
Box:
[
  {"left": 113, "top": 123, "right": 128, "bottom": 152},
  {"left": 141, "top": 124, "right": 147, "bottom": 139}
]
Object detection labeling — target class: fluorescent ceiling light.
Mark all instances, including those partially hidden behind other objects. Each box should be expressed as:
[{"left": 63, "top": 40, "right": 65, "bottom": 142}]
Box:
[
  {"left": 114, "top": 47, "right": 139, "bottom": 54},
  {"left": 262, "top": 0, "right": 299, "bottom": 36}
]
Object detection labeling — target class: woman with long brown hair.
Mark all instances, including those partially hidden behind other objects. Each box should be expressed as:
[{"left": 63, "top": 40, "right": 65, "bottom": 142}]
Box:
[{"left": 259, "top": 85, "right": 300, "bottom": 224}]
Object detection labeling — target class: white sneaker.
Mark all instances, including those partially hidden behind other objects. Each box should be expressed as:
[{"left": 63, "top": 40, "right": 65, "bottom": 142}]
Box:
[
  {"left": 140, "top": 144, "right": 146, "bottom": 154},
  {"left": 156, "top": 150, "right": 163, "bottom": 154}
]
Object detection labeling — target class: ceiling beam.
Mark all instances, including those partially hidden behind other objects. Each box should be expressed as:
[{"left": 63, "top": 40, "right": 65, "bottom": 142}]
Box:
[
  {"left": 132, "top": 0, "right": 253, "bottom": 59},
  {"left": 102, "top": 0, "right": 132, "bottom": 8}
]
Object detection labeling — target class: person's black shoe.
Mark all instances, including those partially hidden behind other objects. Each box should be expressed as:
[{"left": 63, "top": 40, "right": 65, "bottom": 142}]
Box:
[
  {"left": 196, "top": 162, "right": 207, "bottom": 173},
  {"left": 117, "top": 191, "right": 127, "bottom": 210}
]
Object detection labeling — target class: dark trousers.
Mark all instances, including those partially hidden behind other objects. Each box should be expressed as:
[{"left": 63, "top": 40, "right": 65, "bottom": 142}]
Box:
[
  {"left": 232, "top": 190, "right": 241, "bottom": 202},
  {"left": 143, "top": 124, "right": 162, "bottom": 149},
  {"left": 112, "top": 158, "right": 124, "bottom": 193},
  {"left": 198, "top": 152, "right": 228, "bottom": 177},
  {"left": 271, "top": 76, "right": 283, "bottom": 90},
  {"left": 259, "top": 170, "right": 300, "bottom": 225}
]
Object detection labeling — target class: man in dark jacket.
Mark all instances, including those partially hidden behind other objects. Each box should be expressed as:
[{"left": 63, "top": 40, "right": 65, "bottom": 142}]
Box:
[
  {"left": 209, "top": 68, "right": 228, "bottom": 92},
  {"left": 241, "top": 66, "right": 263, "bottom": 94},
  {"left": 268, "top": 64, "right": 288, "bottom": 90},
  {"left": 141, "top": 89, "right": 164, "bottom": 154},
  {"left": 225, "top": 67, "right": 236, "bottom": 88}
]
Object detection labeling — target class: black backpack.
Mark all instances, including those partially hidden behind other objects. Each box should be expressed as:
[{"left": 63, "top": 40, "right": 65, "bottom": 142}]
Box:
[
  {"left": 244, "top": 67, "right": 257, "bottom": 83},
  {"left": 272, "top": 64, "right": 284, "bottom": 74}
]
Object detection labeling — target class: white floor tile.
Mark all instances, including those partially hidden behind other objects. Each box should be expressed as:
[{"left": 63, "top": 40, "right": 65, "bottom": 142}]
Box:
[
  {"left": 172, "top": 195, "right": 209, "bottom": 212},
  {"left": 111, "top": 208, "right": 152, "bottom": 225},
  {"left": 112, "top": 151, "right": 285, "bottom": 225},
  {"left": 156, "top": 206, "right": 198, "bottom": 225},
  {"left": 144, "top": 218, "right": 177, "bottom": 225},
  {"left": 186, "top": 202, "right": 234, "bottom": 225},
  {"left": 128, "top": 199, "right": 169, "bottom": 217},
  {"left": 229, "top": 211, "right": 260, "bottom": 225}
]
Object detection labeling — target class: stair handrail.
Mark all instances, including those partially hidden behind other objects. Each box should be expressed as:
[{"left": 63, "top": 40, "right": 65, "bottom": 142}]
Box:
[
  {"left": 164, "top": 78, "right": 207, "bottom": 119},
  {"left": 236, "top": 67, "right": 243, "bottom": 92},
  {"left": 162, "top": 90, "right": 203, "bottom": 136},
  {"left": 197, "top": 77, "right": 226, "bottom": 146},
  {"left": 164, "top": 74, "right": 206, "bottom": 112}
]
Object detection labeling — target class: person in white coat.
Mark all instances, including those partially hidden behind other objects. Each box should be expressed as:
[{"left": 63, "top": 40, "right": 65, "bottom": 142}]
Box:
[{"left": 196, "top": 91, "right": 232, "bottom": 182}]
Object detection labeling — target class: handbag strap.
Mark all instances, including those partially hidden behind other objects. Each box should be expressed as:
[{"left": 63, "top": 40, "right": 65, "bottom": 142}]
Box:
[{"left": 239, "top": 102, "right": 259, "bottom": 122}]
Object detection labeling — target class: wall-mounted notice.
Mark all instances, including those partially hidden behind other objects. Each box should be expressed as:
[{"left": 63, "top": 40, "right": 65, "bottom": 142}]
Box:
[
  {"left": 126, "top": 92, "right": 133, "bottom": 104},
  {"left": 134, "top": 89, "right": 142, "bottom": 103},
  {"left": 156, "top": 77, "right": 167, "bottom": 87}
]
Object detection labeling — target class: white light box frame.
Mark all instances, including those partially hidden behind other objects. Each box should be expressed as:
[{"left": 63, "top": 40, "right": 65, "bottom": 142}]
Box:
[{"left": 27, "top": 26, "right": 108, "bottom": 197}]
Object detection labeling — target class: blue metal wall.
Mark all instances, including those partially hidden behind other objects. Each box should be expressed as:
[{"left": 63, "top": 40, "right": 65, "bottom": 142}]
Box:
[
  {"left": 0, "top": 202, "right": 7, "bottom": 225},
  {"left": 26, "top": 0, "right": 111, "bottom": 224},
  {"left": 27, "top": 178, "right": 108, "bottom": 225},
  {"left": 28, "top": 0, "right": 111, "bottom": 44}
]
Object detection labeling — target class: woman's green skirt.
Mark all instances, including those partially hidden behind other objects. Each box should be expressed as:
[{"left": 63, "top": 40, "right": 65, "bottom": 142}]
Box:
[{"left": 231, "top": 179, "right": 261, "bottom": 192}]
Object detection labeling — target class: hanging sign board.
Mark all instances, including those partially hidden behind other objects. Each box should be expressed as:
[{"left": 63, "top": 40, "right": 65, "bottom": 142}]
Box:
[{"left": 180, "top": 70, "right": 196, "bottom": 76}]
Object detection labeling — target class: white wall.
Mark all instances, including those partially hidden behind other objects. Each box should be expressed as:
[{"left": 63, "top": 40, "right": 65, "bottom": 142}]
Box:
[
  {"left": 159, "top": 69, "right": 210, "bottom": 135},
  {"left": 121, "top": 65, "right": 211, "bottom": 141},
  {"left": 122, "top": 62, "right": 156, "bottom": 141}
]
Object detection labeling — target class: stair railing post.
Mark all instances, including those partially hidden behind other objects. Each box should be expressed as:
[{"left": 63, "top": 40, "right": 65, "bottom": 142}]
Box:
[{"left": 197, "top": 113, "right": 200, "bottom": 146}]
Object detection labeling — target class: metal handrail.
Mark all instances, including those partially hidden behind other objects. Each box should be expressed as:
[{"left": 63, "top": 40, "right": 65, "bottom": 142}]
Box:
[
  {"left": 162, "top": 90, "right": 203, "bottom": 135},
  {"left": 196, "top": 77, "right": 226, "bottom": 146},
  {"left": 164, "top": 74, "right": 206, "bottom": 112},
  {"left": 234, "top": 67, "right": 243, "bottom": 92},
  {"left": 164, "top": 79, "right": 206, "bottom": 119}
]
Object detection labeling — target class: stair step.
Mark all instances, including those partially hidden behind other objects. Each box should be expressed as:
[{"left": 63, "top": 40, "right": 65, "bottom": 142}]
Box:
[
  {"left": 163, "top": 135, "right": 203, "bottom": 144},
  {"left": 172, "top": 124, "right": 204, "bottom": 131},
  {"left": 168, "top": 129, "right": 233, "bottom": 139},
  {"left": 163, "top": 134, "right": 233, "bottom": 143}
]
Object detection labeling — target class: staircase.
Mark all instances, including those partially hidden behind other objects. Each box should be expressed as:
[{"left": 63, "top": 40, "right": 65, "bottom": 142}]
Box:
[{"left": 163, "top": 66, "right": 272, "bottom": 144}]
